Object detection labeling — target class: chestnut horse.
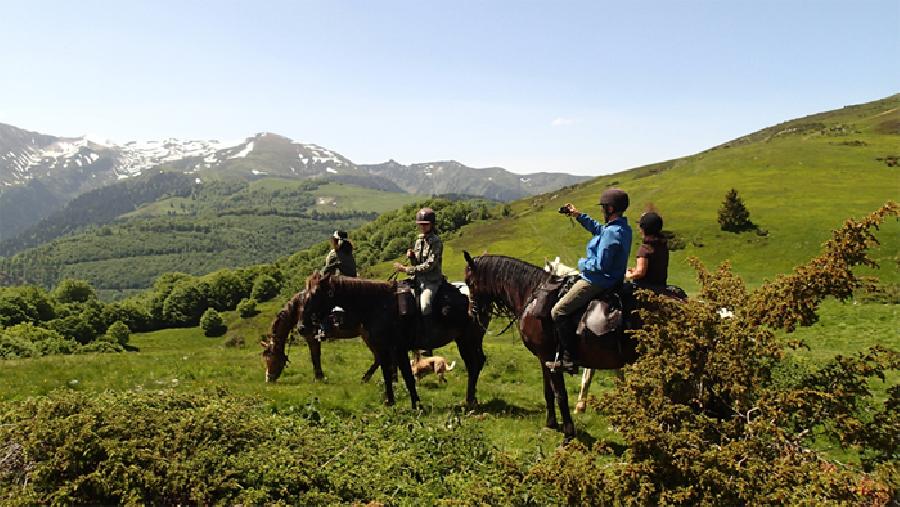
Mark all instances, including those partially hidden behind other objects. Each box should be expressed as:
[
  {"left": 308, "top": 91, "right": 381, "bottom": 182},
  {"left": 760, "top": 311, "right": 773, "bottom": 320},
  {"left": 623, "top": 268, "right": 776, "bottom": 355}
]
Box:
[
  {"left": 463, "top": 252, "right": 640, "bottom": 442},
  {"left": 301, "top": 272, "right": 487, "bottom": 408},
  {"left": 261, "top": 290, "right": 380, "bottom": 383}
]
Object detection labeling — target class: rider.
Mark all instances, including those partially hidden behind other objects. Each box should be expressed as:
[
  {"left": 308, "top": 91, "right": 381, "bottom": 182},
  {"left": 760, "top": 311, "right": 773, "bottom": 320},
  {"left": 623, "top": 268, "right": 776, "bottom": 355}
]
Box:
[
  {"left": 323, "top": 230, "right": 357, "bottom": 277},
  {"left": 547, "top": 188, "right": 632, "bottom": 373},
  {"left": 626, "top": 212, "right": 668, "bottom": 291},
  {"left": 393, "top": 207, "right": 443, "bottom": 347}
]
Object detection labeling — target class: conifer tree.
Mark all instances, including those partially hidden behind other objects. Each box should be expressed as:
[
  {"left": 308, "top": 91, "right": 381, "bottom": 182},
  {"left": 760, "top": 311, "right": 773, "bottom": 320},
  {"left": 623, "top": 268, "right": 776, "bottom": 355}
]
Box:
[{"left": 718, "top": 188, "right": 755, "bottom": 232}]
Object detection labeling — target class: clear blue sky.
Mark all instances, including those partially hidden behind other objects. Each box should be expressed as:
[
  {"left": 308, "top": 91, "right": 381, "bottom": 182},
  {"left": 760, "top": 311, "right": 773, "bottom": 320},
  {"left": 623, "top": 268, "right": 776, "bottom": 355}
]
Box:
[{"left": 1, "top": 0, "right": 897, "bottom": 175}]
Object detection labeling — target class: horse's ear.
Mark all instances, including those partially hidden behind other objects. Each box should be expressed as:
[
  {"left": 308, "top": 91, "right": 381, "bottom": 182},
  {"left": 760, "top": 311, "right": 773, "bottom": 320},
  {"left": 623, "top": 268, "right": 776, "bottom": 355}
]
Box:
[{"left": 463, "top": 251, "right": 476, "bottom": 271}]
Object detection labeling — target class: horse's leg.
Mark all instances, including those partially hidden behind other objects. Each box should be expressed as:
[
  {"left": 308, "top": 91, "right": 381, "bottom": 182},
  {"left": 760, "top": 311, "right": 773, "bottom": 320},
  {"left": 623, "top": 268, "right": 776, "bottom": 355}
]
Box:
[
  {"left": 305, "top": 335, "right": 326, "bottom": 381},
  {"left": 376, "top": 335, "right": 395, "bottom": 406},
  {"left": 359, "top": 328, "right": 380, "bottom": 383},
  {"left": 395, "top": 345, "right": 420, "bottom": 410},
  {"left": 541, "top": 363, "right": 559, "bottom": 430},
  {"left": 454, "top": 324, "right": 486, "bottom": 407},
  {"left": 548, "top": 369, "right": 575, "bottom": 442},
  {"left": 575, "top": 368, "right": 595, "bottom": 414}
]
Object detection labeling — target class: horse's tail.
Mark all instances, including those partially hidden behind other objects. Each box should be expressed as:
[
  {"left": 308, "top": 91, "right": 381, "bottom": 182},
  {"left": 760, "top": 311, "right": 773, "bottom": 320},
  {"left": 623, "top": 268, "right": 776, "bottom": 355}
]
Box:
[{"left": 446, "top": 361, "right": 456, "bottom": 371}]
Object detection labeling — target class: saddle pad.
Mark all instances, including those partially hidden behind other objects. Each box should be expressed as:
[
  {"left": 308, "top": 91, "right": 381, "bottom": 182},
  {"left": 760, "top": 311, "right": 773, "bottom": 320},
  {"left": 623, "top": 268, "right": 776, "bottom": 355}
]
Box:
[{"left": 576, "top": 299, "right": 622, "bottom": 337}]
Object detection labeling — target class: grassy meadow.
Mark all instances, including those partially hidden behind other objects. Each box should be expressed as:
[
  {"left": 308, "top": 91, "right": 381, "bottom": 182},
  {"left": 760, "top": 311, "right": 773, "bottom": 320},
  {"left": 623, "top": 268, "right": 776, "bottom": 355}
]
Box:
[{"left": 1, "top": 296, "right": 896, "bottom": 458}]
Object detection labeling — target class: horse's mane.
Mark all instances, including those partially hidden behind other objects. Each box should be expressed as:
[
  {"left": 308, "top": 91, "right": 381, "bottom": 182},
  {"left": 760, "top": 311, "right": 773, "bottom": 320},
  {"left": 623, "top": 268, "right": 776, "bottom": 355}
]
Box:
[
  {"left": 470, "top": 255, "right": 552, "bottom": 316},
  {"left": 305, "top": 273, "right": 395, "bottom": 307},
  {"left": 268, "top": 290, "right": 304, "bottom": 349}
]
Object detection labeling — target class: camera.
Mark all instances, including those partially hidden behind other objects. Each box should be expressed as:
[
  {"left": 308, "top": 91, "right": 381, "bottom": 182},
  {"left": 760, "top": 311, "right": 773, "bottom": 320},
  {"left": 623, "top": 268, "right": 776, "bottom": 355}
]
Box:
[{"left": 558, "top": 206, "right": 570, "bottom": 215}]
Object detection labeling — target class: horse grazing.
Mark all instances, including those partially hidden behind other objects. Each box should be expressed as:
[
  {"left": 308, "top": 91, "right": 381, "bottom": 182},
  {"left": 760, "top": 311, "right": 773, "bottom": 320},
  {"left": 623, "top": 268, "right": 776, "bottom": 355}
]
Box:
[
  {"left": 464, "top": 252, "right": 641, "bottom": 442},
  {"left": 301, "top": 272, "right": 487, "bottom": 408},
  {"left": 261, "top": 290, "right": 379, "bottom": 383}
]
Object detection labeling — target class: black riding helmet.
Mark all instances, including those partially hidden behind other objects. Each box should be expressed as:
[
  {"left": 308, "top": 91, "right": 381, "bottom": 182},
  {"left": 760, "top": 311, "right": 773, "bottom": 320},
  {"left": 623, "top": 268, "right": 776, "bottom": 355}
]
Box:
[
  {"left": 599, "top": 188, "right": 629, "bottom": 213},
  {"left": 415, "top": 207, "right": 436, "bottom": 224},
  {"left": 639, "top": 212, "right": 663, "bottom": 235}
]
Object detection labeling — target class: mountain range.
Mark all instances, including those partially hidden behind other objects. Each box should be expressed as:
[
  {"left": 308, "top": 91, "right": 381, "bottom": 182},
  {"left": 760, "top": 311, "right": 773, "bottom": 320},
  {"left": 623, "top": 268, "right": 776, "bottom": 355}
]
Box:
[{"left": 0, "top": 124, "right": 588, "bottom": 240}]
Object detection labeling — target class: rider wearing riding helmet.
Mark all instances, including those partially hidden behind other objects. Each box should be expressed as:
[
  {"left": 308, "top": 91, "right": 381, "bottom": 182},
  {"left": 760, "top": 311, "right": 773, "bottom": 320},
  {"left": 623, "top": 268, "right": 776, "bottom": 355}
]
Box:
[
  {"left": 626, "top": 212, "right": 668, "bottom": 290},
  {"left": 548, "top": 188, "right": 633, "bottom": 373},
  {"left": 323, "top": 230, "right": 357, "bottom": 277},
  {"left": 393, "top": 207, "right": 443, "bottom": 345}
]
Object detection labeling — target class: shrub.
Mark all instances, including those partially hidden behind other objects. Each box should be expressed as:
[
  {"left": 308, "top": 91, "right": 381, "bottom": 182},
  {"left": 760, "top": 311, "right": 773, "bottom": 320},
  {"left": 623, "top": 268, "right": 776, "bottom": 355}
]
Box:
[
  {"left": 237, "top": 298, "right": 258, "bottom": 318},
  {"left": 104, "top": 321, "right": 130, "bottom": 347},
  {"left": 199, "top": 308, "right": 226, "bottom": 337},
  {"left": 0, "top": 323, "right": 77, "bottom": 359},
  {"left": 717, "top": 188, "right": 756, "bottom": 232},
  {"left": 251, "top": 275, "right": 280, "bottom": 302},
  {"left": 52, "top": 279, "right": 97, "bottom": 304},
  {"left": 78, "top": 340, "right": 124, "bottom": 354}
]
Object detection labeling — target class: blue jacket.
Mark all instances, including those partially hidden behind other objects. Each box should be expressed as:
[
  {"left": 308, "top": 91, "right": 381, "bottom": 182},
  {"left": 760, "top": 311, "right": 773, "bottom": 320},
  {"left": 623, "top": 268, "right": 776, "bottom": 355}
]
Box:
[{"left": 575, "top": 214, "right": 632, "bottom": 288}]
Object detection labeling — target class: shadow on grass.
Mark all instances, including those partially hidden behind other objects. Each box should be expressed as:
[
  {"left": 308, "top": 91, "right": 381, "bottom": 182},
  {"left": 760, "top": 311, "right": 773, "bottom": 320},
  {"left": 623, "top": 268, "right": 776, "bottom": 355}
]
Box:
[
  {"left": 124, "top": 345, "right": 140, "bottom": 352},
  {"left": 472, "top": 397, "right": 544, "bottom": 416}
]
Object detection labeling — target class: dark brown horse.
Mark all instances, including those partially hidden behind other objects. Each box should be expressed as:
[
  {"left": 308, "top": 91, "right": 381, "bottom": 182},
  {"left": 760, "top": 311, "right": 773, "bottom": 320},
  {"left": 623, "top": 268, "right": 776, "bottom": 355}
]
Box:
[
  {"left": 261, "top": 290, "right": 380, "bottom": 383},
  {"left": 463, "top": 252, "right": 640, "bottom": 442},
  {"left": 301, "top": 272, "right": 487, "bottom": 408}
]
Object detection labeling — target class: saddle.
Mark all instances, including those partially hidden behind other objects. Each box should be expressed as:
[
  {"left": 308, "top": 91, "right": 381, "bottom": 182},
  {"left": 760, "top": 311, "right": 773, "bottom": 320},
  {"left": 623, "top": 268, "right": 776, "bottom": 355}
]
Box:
[{"left": 395, "top": 278, "right": 468, "bottom": 324}]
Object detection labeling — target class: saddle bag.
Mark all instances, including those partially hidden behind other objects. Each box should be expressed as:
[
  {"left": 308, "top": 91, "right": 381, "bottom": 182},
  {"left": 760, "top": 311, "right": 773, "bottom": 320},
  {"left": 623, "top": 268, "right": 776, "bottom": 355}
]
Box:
[
  {"left": 396, "top": 281, "right": 416, "bottom": 317},
  {"left": 576, "top": 299, "right": 623, "bottom": 338}
]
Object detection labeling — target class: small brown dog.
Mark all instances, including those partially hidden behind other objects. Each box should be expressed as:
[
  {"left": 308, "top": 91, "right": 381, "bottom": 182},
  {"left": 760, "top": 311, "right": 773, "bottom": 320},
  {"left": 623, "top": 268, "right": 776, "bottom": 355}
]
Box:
[{"left": 410, "top": 351, "right": 456, "bottom": 383}]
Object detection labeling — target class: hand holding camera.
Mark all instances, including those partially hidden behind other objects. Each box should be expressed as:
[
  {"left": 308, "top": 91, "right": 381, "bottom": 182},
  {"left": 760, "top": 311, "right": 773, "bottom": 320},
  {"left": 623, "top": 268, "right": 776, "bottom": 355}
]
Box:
[{"left": 557, "top": 203, "right": 579, "bottom": 217}]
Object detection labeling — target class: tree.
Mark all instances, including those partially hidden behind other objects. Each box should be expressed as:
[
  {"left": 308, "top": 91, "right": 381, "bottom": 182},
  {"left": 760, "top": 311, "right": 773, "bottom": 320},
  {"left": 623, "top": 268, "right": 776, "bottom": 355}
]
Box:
[
  {"left": 104, "top": 320, "right": 130, "bottom": 347},
  {"left": 52, "top": 279, "right": 97, "bottom": 304},
  {"left": 718, "top": 188, "right": 755, "bottom": 232},
  {"left": 199, "top": 308, "right": 226, "bottom": 337},
  {"left": 251, "top": 275, "right": 280, "bottom": 302}
]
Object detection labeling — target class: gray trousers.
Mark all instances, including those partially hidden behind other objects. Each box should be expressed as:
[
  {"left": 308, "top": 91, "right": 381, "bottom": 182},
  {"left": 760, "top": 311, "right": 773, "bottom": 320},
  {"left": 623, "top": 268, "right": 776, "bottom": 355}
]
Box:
[{"left": 550, "top": 279, "right": 606, "bottom": 321}]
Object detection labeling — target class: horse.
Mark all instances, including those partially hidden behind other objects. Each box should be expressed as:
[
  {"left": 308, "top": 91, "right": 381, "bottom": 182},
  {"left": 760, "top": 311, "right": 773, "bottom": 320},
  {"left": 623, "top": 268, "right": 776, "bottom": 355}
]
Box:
[
  {"left": 260, "top": 290, "right": 380, "bottom": 383},
  {"left": 464, "top": 251, "right": 641, "bottom": 442},
  {"left": 300, "top": 272, "right": 488, "bottom": 408}
]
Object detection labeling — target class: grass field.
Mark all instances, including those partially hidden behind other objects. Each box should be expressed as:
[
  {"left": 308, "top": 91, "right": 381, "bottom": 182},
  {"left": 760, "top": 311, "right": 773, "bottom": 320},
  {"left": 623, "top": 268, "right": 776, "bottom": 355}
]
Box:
[{"left": 1, "top": 296, "right": 895, "bottom": 459}]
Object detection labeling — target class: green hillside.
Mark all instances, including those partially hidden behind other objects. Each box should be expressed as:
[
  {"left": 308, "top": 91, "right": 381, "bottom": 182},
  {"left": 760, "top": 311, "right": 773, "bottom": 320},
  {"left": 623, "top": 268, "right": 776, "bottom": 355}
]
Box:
[
  {"left": 0, "top": 179, "right": 423, "bottom": 298},
  {"left": 412, "top": 94, "right": 900, "bottom": 292}
]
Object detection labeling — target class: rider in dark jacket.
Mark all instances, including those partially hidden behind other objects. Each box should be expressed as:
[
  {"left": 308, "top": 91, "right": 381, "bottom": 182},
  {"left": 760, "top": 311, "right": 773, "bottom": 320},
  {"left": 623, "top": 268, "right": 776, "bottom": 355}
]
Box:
[{"left": 323, "top": 230, "right": 357, "bottom": 277}]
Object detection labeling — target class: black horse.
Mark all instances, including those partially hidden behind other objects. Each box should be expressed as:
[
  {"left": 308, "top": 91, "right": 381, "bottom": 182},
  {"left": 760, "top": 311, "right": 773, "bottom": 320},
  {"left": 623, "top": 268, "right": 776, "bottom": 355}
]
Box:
[{"left": 300, "top": 272, "right": 488, "bottom": 408}]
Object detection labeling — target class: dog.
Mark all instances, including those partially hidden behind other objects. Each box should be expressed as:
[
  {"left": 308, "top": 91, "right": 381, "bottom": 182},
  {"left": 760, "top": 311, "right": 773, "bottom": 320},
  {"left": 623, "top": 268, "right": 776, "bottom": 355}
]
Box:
[{"left": 410, "top": 351, "right": 456, "bottom": 383}]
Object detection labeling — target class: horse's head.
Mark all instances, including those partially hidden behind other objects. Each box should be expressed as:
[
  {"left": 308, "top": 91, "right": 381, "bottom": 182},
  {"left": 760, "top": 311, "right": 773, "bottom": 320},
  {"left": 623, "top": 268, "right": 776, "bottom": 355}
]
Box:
[
  {"left": 260, "top": 334, "right": 289, "bottom": 383},
  {"left": 261, "top": 291, "right": 307, "bottom": 383}
]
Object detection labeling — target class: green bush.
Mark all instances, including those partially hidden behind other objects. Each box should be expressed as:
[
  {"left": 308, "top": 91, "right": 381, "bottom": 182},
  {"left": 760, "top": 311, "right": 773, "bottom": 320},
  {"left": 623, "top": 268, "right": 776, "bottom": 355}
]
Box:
[
  {"left": 104, "top": 321, "right": 130, "bottom": 347},
  {"left": 0, "top": 390, "right": 546, "bottom": 505},
  {"left": 0, "top": 323, "right": 77, "bottom": 359},
  {"left": 52, "top": 279, "right": 97, "bottom": 304},
  {"left": 199, "top": 308, "right": 226, "bottom": 337},
  {"left": 251, "top": 275, "right": 280, "bottom": 301},
  {"left": 237, "top": 298, "right": 258, "bottom": 318}
]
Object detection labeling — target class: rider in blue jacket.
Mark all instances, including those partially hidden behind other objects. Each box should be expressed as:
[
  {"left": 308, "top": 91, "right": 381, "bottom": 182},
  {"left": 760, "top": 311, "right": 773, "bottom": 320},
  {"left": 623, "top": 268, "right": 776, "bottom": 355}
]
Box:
[{"left": 547, "top": 188, "right": 632, "bottom": 373}]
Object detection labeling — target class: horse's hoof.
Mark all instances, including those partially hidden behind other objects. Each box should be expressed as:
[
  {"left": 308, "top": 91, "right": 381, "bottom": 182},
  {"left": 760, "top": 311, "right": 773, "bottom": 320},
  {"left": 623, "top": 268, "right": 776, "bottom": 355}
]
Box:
[
  {"left": 574, "top": 402, "right": 586, "bottom": 414},
  {"left": 384, "top": 399, "right": 395, "bottom": 407},
  {"left": 361, "top": 375, "right": 372, "bottom": 383},
  {"left": 545, "top": 422, "right": 560, "bottom": 431}
]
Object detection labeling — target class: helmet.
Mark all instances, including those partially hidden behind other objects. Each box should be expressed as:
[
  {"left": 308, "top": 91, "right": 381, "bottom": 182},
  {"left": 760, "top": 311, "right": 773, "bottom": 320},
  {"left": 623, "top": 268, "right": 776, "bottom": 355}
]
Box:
[
  {"left": 415, "top": 207, "right": 436, "bottom": 224},
  {"left": 639, "top": 212, "right": 663, "bottom": 235},
  {"left": 599, "top": 188, "right": 629, "bottom": 213}
]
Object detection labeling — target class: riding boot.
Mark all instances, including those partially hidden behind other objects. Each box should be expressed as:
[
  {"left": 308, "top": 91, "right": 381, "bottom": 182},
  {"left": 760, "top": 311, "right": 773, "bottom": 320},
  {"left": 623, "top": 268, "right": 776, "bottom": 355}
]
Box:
[{"left": 545, "top": 316, "right": 579, "bottom": 374}]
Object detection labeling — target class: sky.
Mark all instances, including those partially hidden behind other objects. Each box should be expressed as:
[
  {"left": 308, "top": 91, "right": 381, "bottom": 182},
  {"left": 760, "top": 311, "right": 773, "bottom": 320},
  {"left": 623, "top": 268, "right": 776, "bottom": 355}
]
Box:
[{"left": 1, "top": 0, "right": 897, "bottom": 176}]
